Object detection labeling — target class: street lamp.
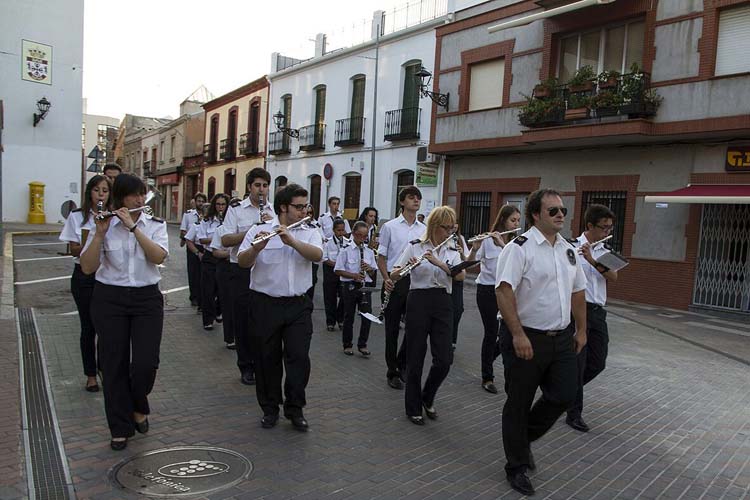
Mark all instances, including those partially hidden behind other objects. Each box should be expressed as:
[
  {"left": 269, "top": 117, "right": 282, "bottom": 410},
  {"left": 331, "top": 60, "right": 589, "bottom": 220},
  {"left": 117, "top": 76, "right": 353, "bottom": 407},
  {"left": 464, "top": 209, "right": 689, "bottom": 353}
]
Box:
[
  {"left": 273, "top": 111, "right": 299, "bottom": 138},
  {"left": 415, "top": 66, "right": 449, "bottom": 111},
  {"left": 33, "top": 97, "right": 51, "bottom": 127}
]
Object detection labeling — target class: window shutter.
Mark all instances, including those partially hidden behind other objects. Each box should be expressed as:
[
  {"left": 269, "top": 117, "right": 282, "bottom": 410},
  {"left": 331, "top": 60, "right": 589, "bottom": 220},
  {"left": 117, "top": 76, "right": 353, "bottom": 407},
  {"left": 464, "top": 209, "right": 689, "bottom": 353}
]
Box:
[
  {"left": 716, "top": 5, "right": 750, "bottom": 76},
  {"left": 468, "top": 58, "right": 505, "bottom": 111},
  {"left": 351, "top": 78, "right": 365, "bottom": 118}
]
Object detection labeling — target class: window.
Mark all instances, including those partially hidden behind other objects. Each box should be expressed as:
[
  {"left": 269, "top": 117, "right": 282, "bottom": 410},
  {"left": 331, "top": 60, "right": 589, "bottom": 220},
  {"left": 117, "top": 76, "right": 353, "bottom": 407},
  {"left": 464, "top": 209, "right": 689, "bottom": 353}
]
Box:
[
  {"left": 314, "top": 86, "right": 326, "bottom": 124},
  {"left": 558, "top": 20, "right": 644, "bottom": 82},
  {"left": 207, "top": 177, "right": 216, "bottom": 199},
  {"left": 395, "top": 171, "right": 415, "bottom": 217},
  {"left": 248, "top": 101, "right": 260, "bottom": 152},
  {"left": 159, "top": 141, "right": 165, "bottom": 162},
  {"left": 715, "top": 4, "right": 750, "bottom": 76},
  {"left": 469, "top": 58, "right": 505, "bottom": 111},
  {"left": 351, "top": 76, "right": 366, "bottom": 119},
  {"left": 459, "top": 192, "right": 491, "bottom": 239},
  {"left": 224, "top": 168, "right": 236, "bottom": 196},
  {"left": 281, "top": 95, "right": 292, "bottom": 128},
  {"left": 170, "top": 136, "right": 176, "bottom": 160},
  {"left": 579, "top": 190, "right": 626, "bottom": 253},
  {"left": 143, "top": 150, "right": 148, "bottom": 164}
]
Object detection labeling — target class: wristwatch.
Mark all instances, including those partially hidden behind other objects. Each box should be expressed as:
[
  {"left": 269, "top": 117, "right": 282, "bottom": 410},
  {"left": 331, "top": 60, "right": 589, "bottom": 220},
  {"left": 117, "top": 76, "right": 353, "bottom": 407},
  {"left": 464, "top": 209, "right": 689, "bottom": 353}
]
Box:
[{"left": 129, "top": 225, "right": 137, "bottom": 233}]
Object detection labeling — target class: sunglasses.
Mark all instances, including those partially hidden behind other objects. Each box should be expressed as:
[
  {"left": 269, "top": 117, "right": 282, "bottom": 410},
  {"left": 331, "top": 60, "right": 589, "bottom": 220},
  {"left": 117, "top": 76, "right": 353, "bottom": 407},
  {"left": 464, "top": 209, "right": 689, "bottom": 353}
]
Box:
[{"left": 547, "top": 207, "right": 568, "bottom": 217}]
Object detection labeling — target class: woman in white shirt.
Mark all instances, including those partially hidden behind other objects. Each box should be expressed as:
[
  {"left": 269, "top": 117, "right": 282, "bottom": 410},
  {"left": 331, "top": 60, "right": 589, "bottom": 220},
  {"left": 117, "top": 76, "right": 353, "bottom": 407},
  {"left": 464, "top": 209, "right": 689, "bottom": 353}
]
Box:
[
  {"left": 80, "top": 174, "right": 169, "bottom": 451},
  {"left": 197, "top": 194, "right": 229, "bottom": 330},
  {"left": 467, "top": 204, "right": 521, "bottom": 394},
  {"left": 59, "top": 175, "right": 111, "bottom": 393}
]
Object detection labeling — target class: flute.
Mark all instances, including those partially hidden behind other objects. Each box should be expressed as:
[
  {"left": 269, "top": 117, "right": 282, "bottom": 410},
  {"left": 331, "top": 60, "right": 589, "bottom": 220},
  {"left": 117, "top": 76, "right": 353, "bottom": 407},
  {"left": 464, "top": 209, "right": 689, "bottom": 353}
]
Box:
[
  {"left": 95, "top": 205, "right": 153, "bottom": 221},
  {"left": 396, "top": 234, "right": 454, "bottom": 278},
  {"left": 467, "top": 228, "right": 521, "bottom": 244},
  {"left": 250, "top": 216, "right": 311, "bottom": 246}
]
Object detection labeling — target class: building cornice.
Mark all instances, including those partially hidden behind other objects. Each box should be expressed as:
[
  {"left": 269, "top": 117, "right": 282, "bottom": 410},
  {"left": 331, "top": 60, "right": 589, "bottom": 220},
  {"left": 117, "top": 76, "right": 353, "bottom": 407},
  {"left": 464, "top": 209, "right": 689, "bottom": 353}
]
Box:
[{"left": 203, "top": 76, "right": 270, "bottom": 111}]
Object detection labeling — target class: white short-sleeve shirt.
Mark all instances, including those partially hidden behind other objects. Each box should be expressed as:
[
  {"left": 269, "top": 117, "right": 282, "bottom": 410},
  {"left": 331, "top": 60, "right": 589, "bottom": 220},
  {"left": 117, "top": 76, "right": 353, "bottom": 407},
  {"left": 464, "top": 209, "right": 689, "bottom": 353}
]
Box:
[
  {"left": 184, "top": 221, "right": 200, "bottom": 245},
  {"left": 576, "top": 233, "right": 611, "bottom": 306},
  {"left": 60, "top": 210, "right": 96, "bottom": 264},
  {"left": 209, "top": 225, "right": 228, "bottom": 253},
  {"left": 222, "top": 198, "right": 275, "bottom": 263},
  {"left": 475, "top": 237, "right": 505, "bottom": 286},
  {"left": 197, "top": 217, "right": 222, "bottom": 245},
  {"left": 323, "top": 236, "right": 348, "bottom": 264},
  {"left": 377, "top": 214, "right": 426, "bottom": 272},
  {"left": 395, "top": 239, "right": 462, "bottom": 293},
  {"left": 320, "top": 211, "right": 351, "bottom": 239},
  {"left": 180, "top": 209, "right": 199, "bottom": 232},
  {"left": 495, "top": 226, "right": 587, "bottom": 331},
  {"left": 335, "top": 243, "right": 377, "bottom": 283}
]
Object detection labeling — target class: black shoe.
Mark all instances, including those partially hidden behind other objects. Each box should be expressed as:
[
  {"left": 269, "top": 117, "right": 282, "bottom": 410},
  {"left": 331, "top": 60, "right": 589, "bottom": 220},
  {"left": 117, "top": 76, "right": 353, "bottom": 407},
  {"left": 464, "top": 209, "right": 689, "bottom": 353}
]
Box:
[
  {"left": 528, "top": 450, "right": 536, "bottom": 471},
  {"left": 326, "top": 325, "right": 335, "bottom": 332},
  {"left": 398, "top": 370, "right": 407, "bottom": 384},
  {"left": 190, "top": 299, "right": 199, "bottom": 307},
  {"left": 134, "top": 418, "right": 149, "bottom": 434},
  {"left": 387, "top": 376, "right": 403, "bottom": 390},
  {"left": 482, "top": 381, "right": 498, "bottom": 394},
  {"left": 85, "top": 382, "right": 100, "bottom": 393},
  {"left": 203, "top": 324, "right": 213, "bottom": 331},
  {"left": 215, "top": 315, "right": 223, "bottom": 323},
  {"left": 566, "top": 415, "right": 590, "bottom": 433},
  {"left": 288, "top": 415, "right": 309, "bottom": 431},
  {"left": 225, "top": 342, "right": 236, "bottom": 350},
  {"left": 241, "top": 372, "right": 255, "bottom": 385},
  {"left": 407, "top": 415, "right": 425, "bottom": 426},
  {"left": 507, "top": 471, "right": 534, "bottom": 496},
  {"left": 423, "top": 403, "right": 437, "bottom": 420},
  {"left": 261, "top": 414, "right": 278, "bottom": 429},
  {"left": 110, "top": 438, "right": 128, "bottom": 451}
]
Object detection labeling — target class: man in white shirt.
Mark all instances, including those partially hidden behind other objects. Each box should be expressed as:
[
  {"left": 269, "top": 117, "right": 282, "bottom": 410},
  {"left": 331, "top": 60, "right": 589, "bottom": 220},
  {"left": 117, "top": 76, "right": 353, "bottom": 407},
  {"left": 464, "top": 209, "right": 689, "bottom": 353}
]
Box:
[
  {"left": 322, "top": 219, "right": 348, "bottom": 331},
  {"left": 319, "top": 196, "right": 351, "bottom": 239},
  {"left": 180, "top": 193, "right": 206, "bottom": 306},
  {"left": 495, "top": 188, "right": 587, "bottom": 496},
  {"left": 238, "top": 184, "right": 323, "bottom": 432},
  {"left": 376, "top": 185, "right": 425, "bottom": 390},
  {"left": 566, "top": 204, "right": 619, "bottom": 433}
]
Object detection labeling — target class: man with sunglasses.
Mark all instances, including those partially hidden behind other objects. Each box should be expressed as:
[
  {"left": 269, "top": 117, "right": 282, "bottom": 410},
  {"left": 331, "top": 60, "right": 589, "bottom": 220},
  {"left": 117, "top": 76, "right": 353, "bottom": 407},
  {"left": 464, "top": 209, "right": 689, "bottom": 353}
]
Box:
[
  {"left": 566, "top": 204, "right": 618, "bottom": 433},
  {"left": 495, "top": 188, "right": 587, "bottom": 496}
]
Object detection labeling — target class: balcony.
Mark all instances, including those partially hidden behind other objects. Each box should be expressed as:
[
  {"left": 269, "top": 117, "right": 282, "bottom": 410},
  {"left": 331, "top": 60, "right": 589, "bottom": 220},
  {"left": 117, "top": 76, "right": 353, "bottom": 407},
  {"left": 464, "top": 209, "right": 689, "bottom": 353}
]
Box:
[
  {"left": 203, "top": 143, "right": 217, "bottom": 164},
  {"left": 219, "top": 138, "right": 236, "bottom": 161},
  {"left": 269, "top": 131, "right": 291, "bottom": 155},
  {"left": 334, "top": 117, "right": 366, "bottom": 147},
  {"left": 239, "top": 131, "right": 260, "bottom": 156},
  {"left": 384, "top": 107, "right": 421, "bottom": 141},
  {"left": 299, "top": 123, "right": 326, "bottom": 151}
]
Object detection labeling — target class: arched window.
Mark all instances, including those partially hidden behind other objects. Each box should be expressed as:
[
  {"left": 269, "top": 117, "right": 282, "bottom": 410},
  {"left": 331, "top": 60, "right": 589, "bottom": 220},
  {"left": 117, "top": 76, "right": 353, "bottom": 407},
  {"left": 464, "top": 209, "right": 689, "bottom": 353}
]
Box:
[
  {"left": 309, "top": 174, "right": 322, "bottom": 218},
  {"left": 224, "top": 168, "right": 236, "bottom": 196},
  {"left": 394, "top": 170, "right": 415, "bottom": 217},
  {"left": 207, "top": 177, "right": 216, "bottom": 200}
]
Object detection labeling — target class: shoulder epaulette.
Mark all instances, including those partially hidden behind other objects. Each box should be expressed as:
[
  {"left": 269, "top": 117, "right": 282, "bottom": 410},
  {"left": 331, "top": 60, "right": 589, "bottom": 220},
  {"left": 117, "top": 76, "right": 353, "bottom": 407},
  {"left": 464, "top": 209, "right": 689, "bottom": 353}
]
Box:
[
  {"left": 603, "top": 242, "right": 613, "bottom": 250},
  {"left": 230, "top": 200, "right": 241, "bottom": 207},
  {"left": 194, "top": 220, "right": 201, "bottom": 225},
  {"left": 565, "top": 237, "right": 578, "bottom": 246},
  {"left": 71, "top": 208, "right": 82, "bottom": 213},
  {"left": 152, "top": 216, "right": 165, "bottom": 223},
  {"left": 410, "top": 238, "right": 422, "bottom": 245},
  {"left": 513, "top": 235, "right": 528, "bottom": 246}
]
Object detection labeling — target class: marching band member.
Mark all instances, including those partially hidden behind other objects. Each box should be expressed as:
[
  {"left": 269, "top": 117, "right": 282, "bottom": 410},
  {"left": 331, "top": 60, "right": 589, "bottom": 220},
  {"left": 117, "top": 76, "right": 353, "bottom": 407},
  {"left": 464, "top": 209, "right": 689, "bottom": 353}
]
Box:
[
  {"left": 59, "top": 174, "right": 111, "bottom": 392},
  {"left": 335, "top": 221, "right": 377, "bottom": 356},
  {"left": 197, "top": 194, "right": 228, "bottom": 331},
  {"left": 358, "top": 206, "right": 379, "bottom": 287},
  {"left": 305, "top": 204, "right": 323, "bottom": 300},
  {"left": 391, "top": 206, "right": 464, "bottom": 425},
  {"left": 322, "top": 219, "right": 347, "bottom": 331},
  {"left": 495, "top": 189, "right": 586, "bottom": 495},
  {"left": 220, "top": 168, "right": 274, "bottom": 386},
  {"left": 80, "top": 174, "right": 168, "bottom": 451},
  {"left": 237, "top": 183, "right": 323, "bottom": 431},
  {"left": 210, "top": 199, "right": 234, "bottom": 349},
  {"left": 180, "top": 193, "right": 206, "bottom": 307},
  {"left": 467, "top": 204, "right": 521, "bottom": 394},
  {"left": 376, "top": 185, "right": 425, "bottom": 390},
  {"left": 320, "top": 196, "right": 351, "bottom": 239},
  {"left": 449, "top": 224, "right": 469, "bottom": 352}
]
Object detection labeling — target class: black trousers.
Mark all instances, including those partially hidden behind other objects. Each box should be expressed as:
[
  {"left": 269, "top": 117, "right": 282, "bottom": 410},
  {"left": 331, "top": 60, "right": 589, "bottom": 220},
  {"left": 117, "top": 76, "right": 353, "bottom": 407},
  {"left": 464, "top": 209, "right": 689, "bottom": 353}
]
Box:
[
  {"left": 404, "top": 289, "right": 453, "bottom": 417},
  {"left": 499, "top": 322, "right": 577, "bottom": 474},
  {"left": 91, "top": 282, "right": 163, "bottom": 438},
  {"left": 71, "top": 264, "right": 97, "bottom": 376},
  {"left": 200, "top": 252, "right": 221, "bottom": 326},
  {"left": 476, "top": 284, "right": 500, "bottom": 382},
  {"left": 248, "top": 291, "right": 313, "bottom": 418},
  {"left": 569, "top": 303, "right": 609, "bottom": 418},
  {"left": 341, "top": 281, "right": 372, "bottom": 348},
  {"left": 216, "top": 259, "right": 233, "bottom": 344},
  {"left": 306, "top": 263, "right": 319, "bottom": 300},
  {"left": 450, "top": 280, "right": 464, "bottom": 345},
  {"left": 186, "top": 248, "right": 201, "bottom": 305},
  {"left": 230, "top": 263, "right": 253, "bottom": 375},
  {"left": 322, "top": 264, "right": 344, "bottom": 326},
  {"left": 382, "top": 276, "right": 410, "bottom": 379}
]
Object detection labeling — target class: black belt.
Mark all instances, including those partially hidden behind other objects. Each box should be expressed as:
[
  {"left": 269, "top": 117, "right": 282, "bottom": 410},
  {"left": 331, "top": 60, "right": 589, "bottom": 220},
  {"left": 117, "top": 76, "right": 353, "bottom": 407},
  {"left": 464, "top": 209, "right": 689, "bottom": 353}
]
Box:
[
  {"left": 523, "top": 325, "right": 571, "bottom": 337},
  {"left": 586, "top": 302, "right": 604, "bottom": 311}
]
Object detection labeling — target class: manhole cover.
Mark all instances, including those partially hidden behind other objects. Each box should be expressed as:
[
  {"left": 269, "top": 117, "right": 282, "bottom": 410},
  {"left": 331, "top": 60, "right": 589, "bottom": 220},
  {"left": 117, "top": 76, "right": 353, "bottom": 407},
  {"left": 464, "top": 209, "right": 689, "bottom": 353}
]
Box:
[{"left": 110, "top": 446, "right": 252, "bottom": 497}]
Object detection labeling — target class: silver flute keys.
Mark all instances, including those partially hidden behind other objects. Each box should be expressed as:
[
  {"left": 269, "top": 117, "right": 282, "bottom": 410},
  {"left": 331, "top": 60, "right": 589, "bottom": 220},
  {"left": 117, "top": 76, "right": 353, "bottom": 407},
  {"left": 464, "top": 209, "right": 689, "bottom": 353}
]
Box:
[{"left": 250, "top": 216, "right": 311, "bottom": 246}]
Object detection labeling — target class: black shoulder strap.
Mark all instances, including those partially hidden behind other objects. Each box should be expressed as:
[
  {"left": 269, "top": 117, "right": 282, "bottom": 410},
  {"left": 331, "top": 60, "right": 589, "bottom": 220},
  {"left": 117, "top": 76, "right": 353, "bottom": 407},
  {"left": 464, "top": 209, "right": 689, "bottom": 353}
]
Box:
[
  {"left": 152, "top": 216, "right": 165, "bottom": 223},
  {"left": 409, "top": 238, "right": 422, "bottom": 245},
  {"left": 230, "top": 200, "right": 241, "bottom": 207},
  {"left": 513, "top": 235, "right": 528, "bottom": 246}
]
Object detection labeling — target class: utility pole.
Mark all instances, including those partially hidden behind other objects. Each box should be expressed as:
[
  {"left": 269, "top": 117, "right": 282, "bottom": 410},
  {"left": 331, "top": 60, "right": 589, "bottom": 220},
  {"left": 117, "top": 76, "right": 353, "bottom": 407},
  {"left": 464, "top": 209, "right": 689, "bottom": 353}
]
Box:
[{"left": 368, "top": 12, "right": 382, "bottom": 207}]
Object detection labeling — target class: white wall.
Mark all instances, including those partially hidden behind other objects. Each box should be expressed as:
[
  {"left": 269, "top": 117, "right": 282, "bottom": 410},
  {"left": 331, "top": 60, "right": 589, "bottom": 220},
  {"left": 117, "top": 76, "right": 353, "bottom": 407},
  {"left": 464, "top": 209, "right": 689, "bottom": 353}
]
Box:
[{"left": 0, "top": 0, "right": 84, "bottom": 223}]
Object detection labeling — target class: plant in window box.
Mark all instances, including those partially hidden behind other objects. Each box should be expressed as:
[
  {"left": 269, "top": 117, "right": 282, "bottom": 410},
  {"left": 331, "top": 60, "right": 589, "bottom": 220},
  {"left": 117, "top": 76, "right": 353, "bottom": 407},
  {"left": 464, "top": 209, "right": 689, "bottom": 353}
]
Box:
[
  {"left": 518, "top": 95, "right": 565, "bottom": 127},
  {"left": 590, "top": 90, "right": 624, "bottom": 117},
  {"left": 620, "top": 63, "right": 647, "bottom": 103},
  {"left": 567, "top": 65, "right": 596, "bottom": 93},
  {"left": 621, "top": 89, "right": 663, "bottom": 117},
  {"left": 564, "top": 93, "right": 592, "bottom": 120},
  {"left": 597, "top": 70, "right": 621, "bottom": 90},
  {"left": 533, "top": 77, "right": 559, "bottom": 99}
]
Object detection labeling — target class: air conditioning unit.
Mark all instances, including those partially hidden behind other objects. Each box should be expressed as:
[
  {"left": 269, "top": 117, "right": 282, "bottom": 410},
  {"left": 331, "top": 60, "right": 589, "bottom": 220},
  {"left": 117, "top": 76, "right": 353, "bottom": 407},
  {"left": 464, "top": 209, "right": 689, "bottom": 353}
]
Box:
[{"left": 416, "top": 146, "right": 440, "bottom": 165}]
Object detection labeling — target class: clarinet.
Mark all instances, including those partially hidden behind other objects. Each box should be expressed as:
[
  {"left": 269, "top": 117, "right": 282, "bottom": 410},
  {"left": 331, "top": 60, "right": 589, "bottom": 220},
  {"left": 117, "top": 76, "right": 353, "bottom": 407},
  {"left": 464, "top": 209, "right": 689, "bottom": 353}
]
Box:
[{"left": 358, "top": 244, "right": 369, "bottom": 308}]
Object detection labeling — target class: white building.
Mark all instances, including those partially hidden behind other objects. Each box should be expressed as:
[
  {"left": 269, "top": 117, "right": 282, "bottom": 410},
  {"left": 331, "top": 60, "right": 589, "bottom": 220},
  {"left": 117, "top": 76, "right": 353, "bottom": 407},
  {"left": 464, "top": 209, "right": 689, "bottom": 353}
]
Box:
[
  {"left": 0, "top": 0, "right": 84, "bottom": 223},
  {"left": 267, "top": 2, "right": 459, "bottom": 221}
]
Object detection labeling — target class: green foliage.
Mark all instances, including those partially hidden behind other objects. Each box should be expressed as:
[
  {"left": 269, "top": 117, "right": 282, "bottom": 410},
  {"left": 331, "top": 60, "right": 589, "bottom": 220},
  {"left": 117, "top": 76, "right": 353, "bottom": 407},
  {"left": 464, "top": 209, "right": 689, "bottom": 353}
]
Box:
[
  {"left": 568, "top": 65, "right": 596, "bottom": 87},
  {"left": 519, "top": 94, "right": 565, "bottom": 125}
]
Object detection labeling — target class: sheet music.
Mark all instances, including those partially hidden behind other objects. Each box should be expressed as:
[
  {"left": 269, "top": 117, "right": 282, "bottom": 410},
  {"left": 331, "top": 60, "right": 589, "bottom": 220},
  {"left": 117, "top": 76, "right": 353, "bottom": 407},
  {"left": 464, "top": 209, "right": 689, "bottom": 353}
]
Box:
[{"left": 596, "top": 251, "right": 629, "bottom": 272}]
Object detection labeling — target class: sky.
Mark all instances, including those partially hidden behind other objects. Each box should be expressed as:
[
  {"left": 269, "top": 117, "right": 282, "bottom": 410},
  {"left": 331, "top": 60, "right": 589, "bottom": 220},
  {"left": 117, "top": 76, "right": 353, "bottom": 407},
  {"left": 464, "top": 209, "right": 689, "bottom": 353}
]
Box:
[{"left": 82, "top": 0, "right": 406, "bottom": 120}]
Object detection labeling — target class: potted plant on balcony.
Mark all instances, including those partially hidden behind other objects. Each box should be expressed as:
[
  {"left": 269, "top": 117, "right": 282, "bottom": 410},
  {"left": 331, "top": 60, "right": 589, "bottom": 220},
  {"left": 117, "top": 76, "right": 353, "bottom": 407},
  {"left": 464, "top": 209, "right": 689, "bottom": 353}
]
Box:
[
  {"left": 567, "top": 65, "right": 596, "bottom": 93},
  {"left": 597, "top": 70, "right": 620, "bottom": 90},
  {"left": 565, "top": 93, "right": 592, "bottom": 120},
  {"left": 533, "top": 77, "right": 559, "bottom": 99},
  {"left": 622, "top": 89, "right": 663, "bottom": 117},
  {"left": 518, "top": 95, "right": 565, "bottom": 127},
  {"left": 590, "top": 90, "right": 624, "bottom": 117}
]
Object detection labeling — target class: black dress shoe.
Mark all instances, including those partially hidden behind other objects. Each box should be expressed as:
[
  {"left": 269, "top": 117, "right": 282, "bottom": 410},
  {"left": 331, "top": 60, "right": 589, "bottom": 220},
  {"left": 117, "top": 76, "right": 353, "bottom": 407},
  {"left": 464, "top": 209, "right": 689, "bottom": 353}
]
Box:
[
  {"left": 566, "top": 416, "right": 590, "bottom": 433},
  {"left": 423, "top": 403, "right": 437, "bottom": 420},
  {"left": 110, "top": 438, "right": 128, "bottom": 451},
  {"left": 528, "top": 450, "right": 536, "bottom": 471},
  {"left": 482, "top": 381, "right": 498, "bottom": 394},
  {"left": 134, "top": 418, "right": 149, "bottom": 434},
  {"left": 407, "top": 415, "right": 425, "bottom": 426},
  {"left": 288, "top": 416, "right": 309, "bottom": 431},
  {"left": 261, "top": 414, "right": 278, "bottom": 429},
  {"left": 241, "top": 372, "right": 256, "bottom": 386},
  {"left": 387, "top": 376, "right": 403, "bottom": 390},
  {"left": 85, "top": 383, "right": 100, "bottom": 393},
  {"left": 507, "top": 471, "right": 535, "bottom": 496}
]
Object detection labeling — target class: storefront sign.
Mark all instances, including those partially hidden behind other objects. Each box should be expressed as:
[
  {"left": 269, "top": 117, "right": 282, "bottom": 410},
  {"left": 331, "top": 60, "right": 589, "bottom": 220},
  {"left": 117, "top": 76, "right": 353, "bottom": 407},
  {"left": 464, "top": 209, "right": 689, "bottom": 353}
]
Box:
[
  {"left": 157, "top": 173, "right": 179, "bottom": 186},
  {"left": 22, "top": 40, "right": 52, "bottom": 85},
  {"left": 726, "top": 147, "right": 750, "bottom": 172},
  {"left": 416, "top": 164, "right": 438, "bottom": 187}
]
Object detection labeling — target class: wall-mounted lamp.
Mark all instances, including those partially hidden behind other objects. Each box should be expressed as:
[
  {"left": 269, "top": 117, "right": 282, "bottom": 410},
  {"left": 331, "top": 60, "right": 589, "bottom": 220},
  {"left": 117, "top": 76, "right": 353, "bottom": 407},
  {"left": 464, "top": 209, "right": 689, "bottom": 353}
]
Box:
[
  {"left": 415, "top": 66, "right": 449, "bottom": 111},
  {"left": 33, "top": 97, "right": 51, "bottom": 127},
  {"left": 273, "top": 111, "right": 299, "bottom": 138}
]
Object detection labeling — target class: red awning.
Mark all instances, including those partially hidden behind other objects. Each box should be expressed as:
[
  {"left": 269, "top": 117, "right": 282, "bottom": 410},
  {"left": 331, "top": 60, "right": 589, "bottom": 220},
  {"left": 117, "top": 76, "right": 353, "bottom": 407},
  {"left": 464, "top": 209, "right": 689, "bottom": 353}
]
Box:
[{"left": 645, "top": 184, "right": 750, "bottom": 204}]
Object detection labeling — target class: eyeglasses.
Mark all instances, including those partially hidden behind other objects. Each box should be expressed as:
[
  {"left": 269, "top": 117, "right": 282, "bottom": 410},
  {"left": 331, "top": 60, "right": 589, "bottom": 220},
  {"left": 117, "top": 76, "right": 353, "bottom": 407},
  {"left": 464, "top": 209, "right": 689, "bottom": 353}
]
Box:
[
  {"left": 288, "top": 203, "right": 308, "bottom": 211},
  {"left": 595, "top": 224, "right": 614, "bottom": 232},
  {"left": 547, "top": 206, "right": 568, "bottom": 217}
]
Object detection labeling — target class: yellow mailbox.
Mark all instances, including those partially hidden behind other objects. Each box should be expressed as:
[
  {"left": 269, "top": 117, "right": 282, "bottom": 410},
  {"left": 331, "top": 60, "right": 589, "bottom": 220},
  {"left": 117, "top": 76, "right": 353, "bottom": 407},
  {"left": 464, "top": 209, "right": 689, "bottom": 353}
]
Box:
[{"left": 28, "top": 181, "right": 46, "bottom": 224}]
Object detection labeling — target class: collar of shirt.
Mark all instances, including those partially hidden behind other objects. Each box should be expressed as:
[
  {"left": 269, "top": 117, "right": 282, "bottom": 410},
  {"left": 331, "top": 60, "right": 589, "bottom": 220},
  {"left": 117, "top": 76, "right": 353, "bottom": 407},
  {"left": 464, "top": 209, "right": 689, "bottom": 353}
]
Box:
[{"left": 529, "top": 225, "right": 567, "bottom": 247}]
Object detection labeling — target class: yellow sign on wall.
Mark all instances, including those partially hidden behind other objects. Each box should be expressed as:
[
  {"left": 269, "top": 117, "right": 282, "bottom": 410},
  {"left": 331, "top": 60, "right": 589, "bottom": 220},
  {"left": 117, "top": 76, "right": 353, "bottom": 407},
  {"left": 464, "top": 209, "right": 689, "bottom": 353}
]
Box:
[
  {"left": 22, "top": 40, "right": 52, "bottom": 85},
  {"left": 726, "top": 147, "right": 750, "bottom": 172}
]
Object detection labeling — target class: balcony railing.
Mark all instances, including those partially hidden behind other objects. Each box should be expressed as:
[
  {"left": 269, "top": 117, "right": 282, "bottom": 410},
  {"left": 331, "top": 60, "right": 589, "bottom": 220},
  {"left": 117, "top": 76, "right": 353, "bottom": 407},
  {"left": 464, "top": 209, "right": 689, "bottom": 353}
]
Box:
[
  {"left": 269, "top": 131, "right": 291, "bottom": 155},
  {"left": 219, "top": 138, "right": 236, "bottom": 161},
  {"left": 299, "top": 123, "right": 326, "bottom": 151},
  {"left": 384, "top": 107, "right": 421, "bottom": 141},
  {"left": 239, "top": 131, "right": 260, "bottom": 156},
  {"left": 203, "top": 143, "right": 217, "bottom": 164},
  {"left": 334, "top": 117, "right": 366, "bottom": 147}
]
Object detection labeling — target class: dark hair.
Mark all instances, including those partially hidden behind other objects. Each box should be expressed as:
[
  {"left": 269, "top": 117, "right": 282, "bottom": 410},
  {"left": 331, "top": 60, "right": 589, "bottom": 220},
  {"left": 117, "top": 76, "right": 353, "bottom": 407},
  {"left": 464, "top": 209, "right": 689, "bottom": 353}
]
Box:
[
  {"left": 206, "top": 193, "right": 230, "bottom": 221},
  {"left": 584, "top": 204, "right": 615, "bottom": 228},
  {"left": 525, "top": 188, "right": 562, "bottom": 226},
  {"left": 274, "top": 183, "right": 308, "bottom": 214},
  {"left": 491, "top": 204, "right": 521, "bottom": 233},
  {"left": 327, "top": 196, "right": 341, "bottom": 205},
  {"left": 81, "top": 175, "right": 111, "bottom": 224},
  {"left": 112, "top": 174, "right": 147, "bottom": 209},
  {"left": 247, "top": 167, "right": 271, "bottom": 185},
  {"left": 332, "top": 218, "right": 345, "bottom": 230},
  {"left": 352, "top": 220, "right": 368, "bottom": 233},
  {"left": 102, "top": 163, "right": 122, "bottom": 174},
  {"left": 398, "top": 185, "right": 422, "bottom": 203},
  {"left": 194, "top": 192, "right": 207, "bottom": 202},
  {"left": 358, "top": 206, "right": 379, "bottom": 225}
]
